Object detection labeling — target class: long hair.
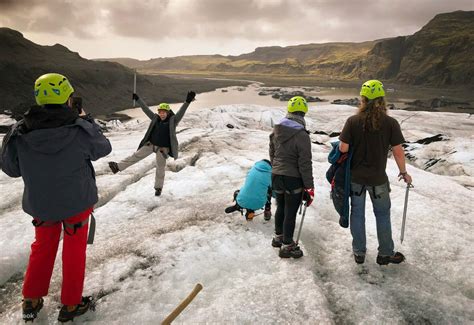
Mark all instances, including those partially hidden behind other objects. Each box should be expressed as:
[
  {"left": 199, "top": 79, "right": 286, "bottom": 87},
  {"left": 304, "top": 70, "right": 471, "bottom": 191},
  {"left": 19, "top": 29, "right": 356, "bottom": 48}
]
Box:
[{"left": 358, "top": 96, "right": 387, "bottom": 132}]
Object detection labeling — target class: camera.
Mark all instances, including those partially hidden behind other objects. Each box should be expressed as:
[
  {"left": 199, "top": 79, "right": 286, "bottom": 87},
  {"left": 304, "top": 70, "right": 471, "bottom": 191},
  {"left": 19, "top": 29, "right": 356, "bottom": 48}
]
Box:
[{"left": 71, "top": 97, "right": 83, "bottom": 114}]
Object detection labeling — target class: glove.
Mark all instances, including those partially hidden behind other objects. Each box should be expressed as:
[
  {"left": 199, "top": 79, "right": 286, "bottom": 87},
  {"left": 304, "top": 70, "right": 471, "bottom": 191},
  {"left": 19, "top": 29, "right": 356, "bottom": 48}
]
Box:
[
  {"left": 303, "top": 188, "right": 314, "bottom": 207},
  {"left": 132, "top": 93, "right": 139, "bottom": 101},
  {"left": 186, "top": 91, "right": 196, "bottom": 103}
]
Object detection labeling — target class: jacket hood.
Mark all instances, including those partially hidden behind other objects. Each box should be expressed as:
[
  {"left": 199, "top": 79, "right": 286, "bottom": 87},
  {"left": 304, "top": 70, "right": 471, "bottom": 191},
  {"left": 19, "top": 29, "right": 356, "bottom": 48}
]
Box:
[
  {"left": 20, "top": 118, "right": 93, "bottom": 155},
  {"left": 254, "top": 159, "right": 272, "bottom": 173},
  {"left": 24, "top": 105, "right": 78, "bottom": 131},
  {"left": 274, "top": 117, "right": 306, "bottom": 143}
]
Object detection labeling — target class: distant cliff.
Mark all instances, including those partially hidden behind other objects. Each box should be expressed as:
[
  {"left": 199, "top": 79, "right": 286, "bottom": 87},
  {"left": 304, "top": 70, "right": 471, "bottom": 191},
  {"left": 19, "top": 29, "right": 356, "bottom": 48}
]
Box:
[{"left": 102, "top": 11, "right": 474, "bottom": 87}]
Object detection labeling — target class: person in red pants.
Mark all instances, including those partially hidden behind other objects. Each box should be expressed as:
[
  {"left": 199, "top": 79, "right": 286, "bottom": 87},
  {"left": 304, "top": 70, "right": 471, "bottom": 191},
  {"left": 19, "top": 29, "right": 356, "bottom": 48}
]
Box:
[{"left": 1, "top": 73, "right": 111, "bottom": 322}]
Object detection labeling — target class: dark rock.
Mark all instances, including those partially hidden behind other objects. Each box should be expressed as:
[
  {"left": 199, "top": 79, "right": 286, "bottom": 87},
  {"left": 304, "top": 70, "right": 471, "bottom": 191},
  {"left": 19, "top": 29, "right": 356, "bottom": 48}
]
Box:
[
  {"left": 387, "top": 103, "right": 396, "bottom": 110},
  {"left": 313, "top": 130, "right": 340, "bottom": 137},
  {"left": 405, "top": 98, "right": 470, "bottom": 109},
  {"left": 414, "top": 134, "right": 447, "bottom": 145},
  {"left": 331, "top": 98, "right": 360, "bottom": 106},
  {"left": 271, "top": 93, "right": 280, "bottom": 99},
  {"left": 102, "top": 113, "right": 132, "bottom": 122},
  {"left": 0, "top": 125, "right": 12, "bottom": 134},
  {"left": 226, "top": 124, "right": 234, "bottom": 129},
  {"left": 278, "top": 91, "right": 305, "bottom": 101},
  {"left": 306, "top": 96, "right": 326, "bottom": 102}
]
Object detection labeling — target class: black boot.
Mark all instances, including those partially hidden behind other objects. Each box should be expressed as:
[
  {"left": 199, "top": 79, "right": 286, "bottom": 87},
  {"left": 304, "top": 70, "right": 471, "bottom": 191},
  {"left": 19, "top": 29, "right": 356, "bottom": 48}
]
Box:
[
  {"left": 58, "top": 296, "right": 94, "bottom": 323},
  {"left": 354, "top": 254, "right": 365, "bottom": 264},
  {"left": 225, "top": 204, "right": 240, "bottom": 214},
  {"left": 339, "top": 216, "right": 349, "bottom": 228},
  {"left": 271, "top": 234, "right": 283, "bottom": 248},
  {"left": 263, "top": 207, "right": 272, "bottom": 221},
  {"left": 376, "top": 252, "right": 405, "bottom": 265},
  {"left": 155, "top": 188, "right": 162, "bottom": 196},
  {"left": 279, "top": 242, "right": 303, "bottom": 259},
  {"left": 108, "top": 162, "right": 120, "bottom": 174},
  {"left": 22, "top": 298, "right": 44, "bottom": 322}
]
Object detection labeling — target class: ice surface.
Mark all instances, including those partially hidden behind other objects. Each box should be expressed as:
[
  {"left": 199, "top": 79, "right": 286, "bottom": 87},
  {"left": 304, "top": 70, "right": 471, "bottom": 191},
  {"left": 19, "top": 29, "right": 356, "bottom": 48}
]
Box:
[{"left": 0, "top": 104, "right": 472, "bottom": 324}]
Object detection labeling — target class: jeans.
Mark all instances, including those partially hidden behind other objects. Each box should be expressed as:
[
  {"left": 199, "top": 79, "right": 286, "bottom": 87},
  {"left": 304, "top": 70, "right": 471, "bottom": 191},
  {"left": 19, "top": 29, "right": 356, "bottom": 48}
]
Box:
[{"left": 350, "top": 182, "right": 394, "bottom": 257}]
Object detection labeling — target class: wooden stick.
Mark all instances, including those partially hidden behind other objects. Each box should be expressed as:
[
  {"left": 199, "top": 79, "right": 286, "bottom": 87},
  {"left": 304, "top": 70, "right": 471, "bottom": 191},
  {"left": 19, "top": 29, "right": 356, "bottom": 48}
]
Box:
[{"left": 162, "top": 283, "right": 203, "bottom": 325}]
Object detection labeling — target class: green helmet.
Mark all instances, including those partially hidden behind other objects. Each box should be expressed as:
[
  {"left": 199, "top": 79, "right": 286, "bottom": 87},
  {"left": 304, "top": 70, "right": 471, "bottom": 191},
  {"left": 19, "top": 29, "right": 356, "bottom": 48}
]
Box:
[
  {"left": 34, "top": 73, "right": 74, "bottom": 105},
  {"left": 158, "top": 103, "right": 171, "bottom": 111},
  {"left": 287, "top": 96, "right": 308, "bottom": 114},
  {"left": 360, "top": 80, "right": 385, "bottom": 100}
]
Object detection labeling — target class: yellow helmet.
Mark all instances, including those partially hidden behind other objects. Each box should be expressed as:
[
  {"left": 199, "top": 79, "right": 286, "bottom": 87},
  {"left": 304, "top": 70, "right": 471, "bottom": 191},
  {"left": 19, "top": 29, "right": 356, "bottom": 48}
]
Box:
[
  {"left": 287, "top": 96, "right": 308, "bottom": 113},
  {"left": 360, "top": 80, "right": 385, "bottom": 100},
  {"left": 34, "top": 73, "right": 74, "bottom": 105},
  {"left": 158, "top": 103, "right": 171, "bottom": 111}
]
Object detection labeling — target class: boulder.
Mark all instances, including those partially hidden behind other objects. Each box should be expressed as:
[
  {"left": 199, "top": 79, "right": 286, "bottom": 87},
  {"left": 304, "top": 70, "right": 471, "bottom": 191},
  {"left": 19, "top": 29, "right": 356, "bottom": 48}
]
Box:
[{"left": 331, "top": 98, "right": 360, "bottom": 106}]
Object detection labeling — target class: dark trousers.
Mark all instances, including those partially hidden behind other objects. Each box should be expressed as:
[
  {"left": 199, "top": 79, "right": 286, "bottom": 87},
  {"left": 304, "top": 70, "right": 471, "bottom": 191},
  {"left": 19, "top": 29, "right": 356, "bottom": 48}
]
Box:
[{"left": 272, "top": 174, "right": 303, "bottom": 244}]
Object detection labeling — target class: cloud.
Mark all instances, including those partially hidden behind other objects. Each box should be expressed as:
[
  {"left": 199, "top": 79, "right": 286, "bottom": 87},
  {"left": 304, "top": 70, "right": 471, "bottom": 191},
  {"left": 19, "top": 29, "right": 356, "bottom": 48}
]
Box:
[{"left": 1, "top": 0, "right": 473, "bottom": 54}]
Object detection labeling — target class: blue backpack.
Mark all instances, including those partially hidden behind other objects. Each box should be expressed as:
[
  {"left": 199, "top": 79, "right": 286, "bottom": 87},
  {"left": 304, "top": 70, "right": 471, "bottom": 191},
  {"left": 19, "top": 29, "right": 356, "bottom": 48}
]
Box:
[{"left": 326, "top": 141, "right": 352, "bottom": 228}]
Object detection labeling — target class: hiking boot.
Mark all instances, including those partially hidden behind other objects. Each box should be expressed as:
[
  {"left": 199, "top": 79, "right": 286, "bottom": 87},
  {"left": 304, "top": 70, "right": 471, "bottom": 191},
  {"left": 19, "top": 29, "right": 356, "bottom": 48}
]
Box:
[
  {"left": 263, "top": 208, "right": 272, "bottom": 221},
  {"left": 245, "top": 210, "right": 255, "bottom": 221},
  {"left": 271, "top": 234, "right": 283, "bottom": 248},
  {"left": 339, "top": 216, "right": 349, "bottom": 228},
  {"left": 376, "top": 252, "right": 405, "bottom": 265},
  {"left": 108, "top": 162, "right": 120, "bottom": 174},
  {"left": 225, "top": 204, "right": 240, "bottom": 214},
  {"left": 279, "top": 242, "right": 303, "bottom": 259},
  {"left": 354, "top": 254, "right": 365, "bottom": 264},
  {"left": 58, "top": 296, "right": 94, "bottom": 323},
  {"left": 22, "top": 298, "right": 44, "bottom": 322},
  {"left": 155, "top": 188, "right": 162, "bottom": 196}
]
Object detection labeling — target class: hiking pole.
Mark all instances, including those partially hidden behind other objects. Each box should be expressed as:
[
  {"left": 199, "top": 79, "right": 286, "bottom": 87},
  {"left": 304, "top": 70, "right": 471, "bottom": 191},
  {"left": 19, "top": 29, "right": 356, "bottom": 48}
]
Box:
[
  {"left": 400, "top": 183, "right": 414, "bottom": 244},
  {"left": 162, "top": 283, "right": 203, "bottom": 325},
  {"left": 133, "top": 69, "right": 137, "bottom": 107},
  {"left": 295, "top": 203, "right": 307, "bottom": 245}
]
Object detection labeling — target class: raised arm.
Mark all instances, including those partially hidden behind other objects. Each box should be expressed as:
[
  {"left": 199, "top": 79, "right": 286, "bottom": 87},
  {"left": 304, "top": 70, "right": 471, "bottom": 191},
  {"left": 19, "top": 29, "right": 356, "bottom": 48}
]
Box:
[
  {"left": 133, "top": 93, "right": 155, "bottom": 120},
  {"left": 174, "top": 91, "right": 196, "bottom": 125}
]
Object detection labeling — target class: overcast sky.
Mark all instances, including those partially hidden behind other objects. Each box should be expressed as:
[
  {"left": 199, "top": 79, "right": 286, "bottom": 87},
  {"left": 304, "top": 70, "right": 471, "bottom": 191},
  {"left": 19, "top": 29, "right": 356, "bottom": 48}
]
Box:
[{"left": 0, "top": 0, "right": 473, "bottom": 60}]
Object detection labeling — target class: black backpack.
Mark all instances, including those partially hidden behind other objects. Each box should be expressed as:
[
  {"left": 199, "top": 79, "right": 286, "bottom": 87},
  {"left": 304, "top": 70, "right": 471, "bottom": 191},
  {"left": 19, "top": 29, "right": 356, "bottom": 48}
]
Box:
[{"left": 326, "top": 141, "right": 352, "bottom": 228}]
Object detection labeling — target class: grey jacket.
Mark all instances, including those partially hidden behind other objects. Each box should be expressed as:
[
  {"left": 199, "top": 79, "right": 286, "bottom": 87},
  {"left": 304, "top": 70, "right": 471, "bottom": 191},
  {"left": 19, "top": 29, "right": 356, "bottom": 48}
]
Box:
[
  {"left": 136, "top": 98, "right": 189, "bottom": 159},
  {"left": 269, "top": 116, "right": 314, "bottom": 189},
  {"left": 1, "top": 116, "right": 111, "bottom": 221}
]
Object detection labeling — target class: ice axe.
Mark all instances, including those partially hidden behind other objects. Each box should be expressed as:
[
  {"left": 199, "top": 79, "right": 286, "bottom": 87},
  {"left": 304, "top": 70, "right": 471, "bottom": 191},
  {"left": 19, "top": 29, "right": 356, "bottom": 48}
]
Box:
[
  {"left": 400, "top": 183, "right": 414, "bottom": 244},
  {"left": 295, "top": 202, "right": 308, "bottom": 245},
  {"left": 133, "top": 69, "right": 137, "bottom": 107}
]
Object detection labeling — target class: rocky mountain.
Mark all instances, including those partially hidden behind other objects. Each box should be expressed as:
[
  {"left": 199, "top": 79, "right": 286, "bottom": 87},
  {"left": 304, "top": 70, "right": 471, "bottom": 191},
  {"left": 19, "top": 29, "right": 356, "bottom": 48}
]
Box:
[
  {"left": 0, "top": 28, "right": 243, "bottom": 117},
  {"left": 105, "top": 11, "right": 473, "bottom": 87}
]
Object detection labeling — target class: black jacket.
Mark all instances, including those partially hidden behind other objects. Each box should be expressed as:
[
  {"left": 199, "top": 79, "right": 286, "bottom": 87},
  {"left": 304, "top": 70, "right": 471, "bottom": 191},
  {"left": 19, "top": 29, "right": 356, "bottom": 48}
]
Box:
[{"left": 1, "top": 105, "right": 112, "bottom": 221}]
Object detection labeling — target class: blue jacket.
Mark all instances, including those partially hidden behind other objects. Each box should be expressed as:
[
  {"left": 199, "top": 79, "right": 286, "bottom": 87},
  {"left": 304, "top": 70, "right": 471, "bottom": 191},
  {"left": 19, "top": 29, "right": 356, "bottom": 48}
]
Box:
[
  {"left": 1, "top": 112, "right": 111, "bottom": 221},
  {"left": 326, "top": 141, "right": 352, "bottom": 224},
  {"left": 237, "top": 160, "right": 272, "bottom": 210}
]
